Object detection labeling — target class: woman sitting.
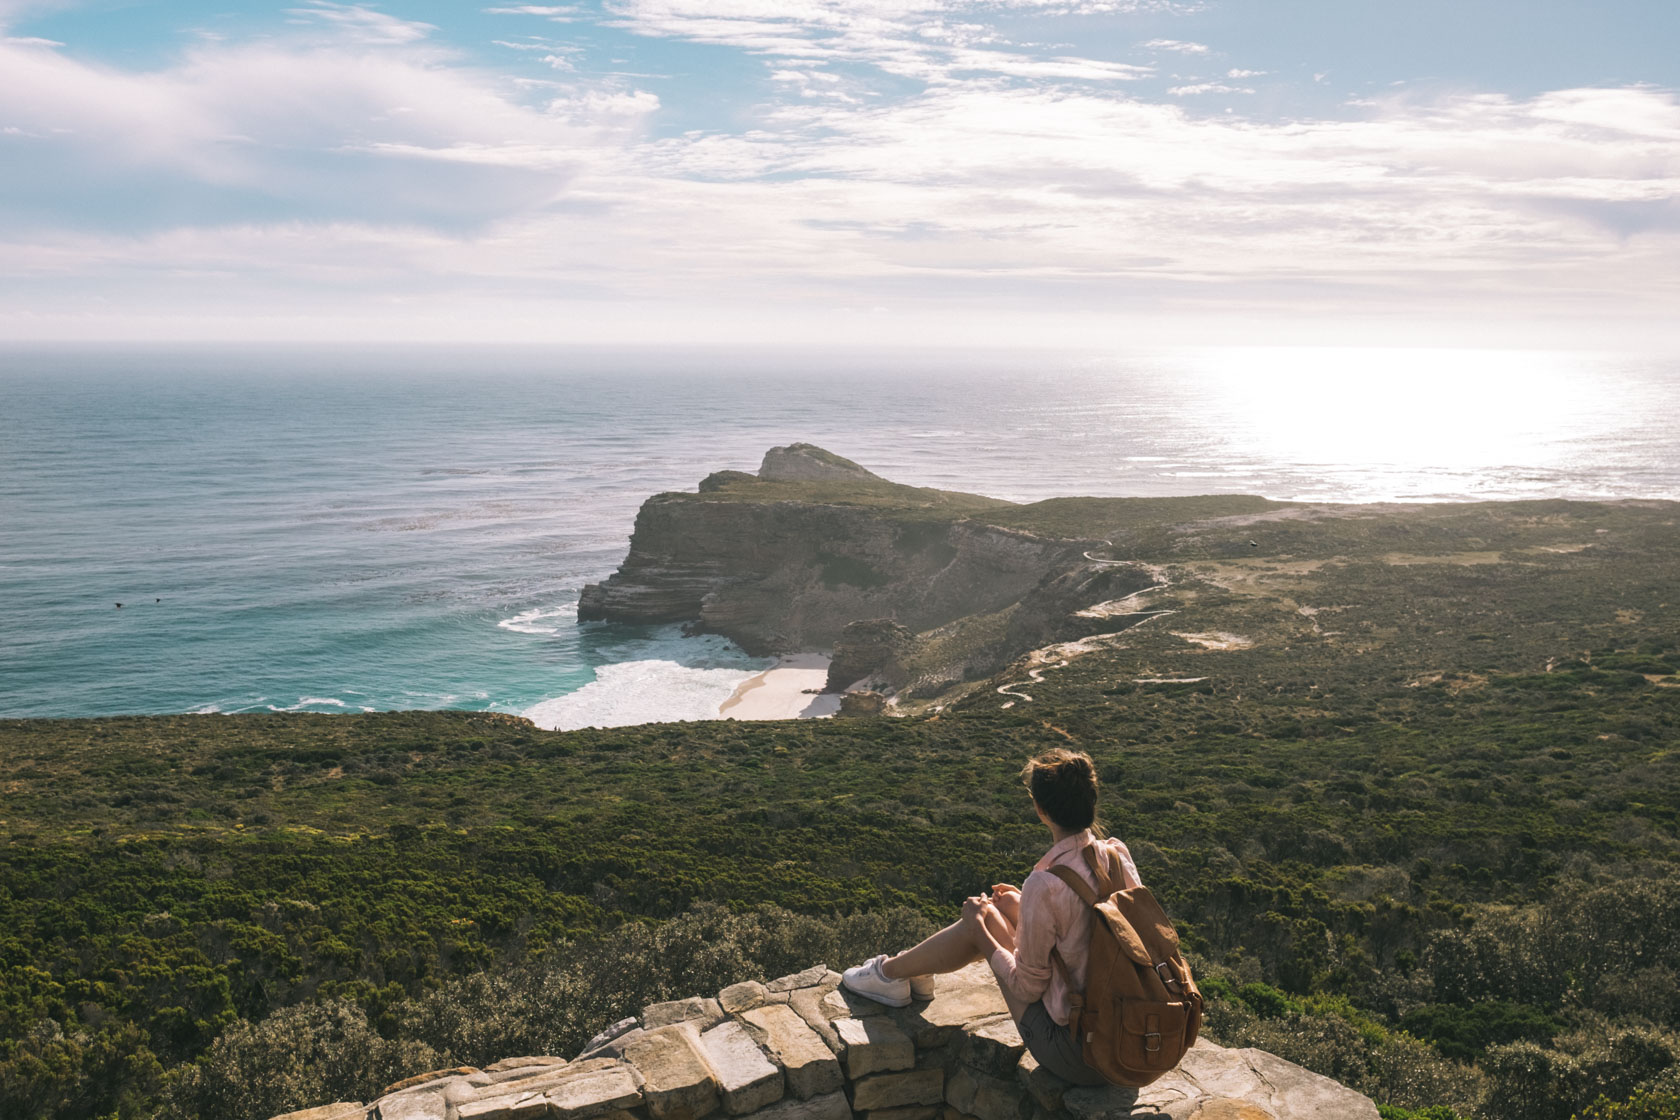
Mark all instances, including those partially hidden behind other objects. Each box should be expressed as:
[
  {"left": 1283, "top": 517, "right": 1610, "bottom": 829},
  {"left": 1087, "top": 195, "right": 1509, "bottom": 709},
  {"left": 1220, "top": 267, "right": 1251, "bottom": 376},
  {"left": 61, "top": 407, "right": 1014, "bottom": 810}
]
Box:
[{"left": 840, "top": 747, "right": 1141, "bottom": 1086}]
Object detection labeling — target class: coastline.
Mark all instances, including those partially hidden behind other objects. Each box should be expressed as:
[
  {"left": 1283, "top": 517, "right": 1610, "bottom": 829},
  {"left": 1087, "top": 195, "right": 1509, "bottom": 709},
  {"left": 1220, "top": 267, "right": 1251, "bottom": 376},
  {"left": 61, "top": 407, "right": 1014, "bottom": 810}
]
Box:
[{"left": 719, "top": 653, "right": 839, "bottom": 720}]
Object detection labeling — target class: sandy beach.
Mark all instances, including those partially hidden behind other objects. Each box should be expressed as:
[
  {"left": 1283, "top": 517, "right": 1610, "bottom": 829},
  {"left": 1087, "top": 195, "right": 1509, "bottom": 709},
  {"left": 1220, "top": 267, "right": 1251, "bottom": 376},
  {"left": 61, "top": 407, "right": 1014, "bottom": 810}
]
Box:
[{"left": 719, "top": 653, "right": 841, "bottom": 720}]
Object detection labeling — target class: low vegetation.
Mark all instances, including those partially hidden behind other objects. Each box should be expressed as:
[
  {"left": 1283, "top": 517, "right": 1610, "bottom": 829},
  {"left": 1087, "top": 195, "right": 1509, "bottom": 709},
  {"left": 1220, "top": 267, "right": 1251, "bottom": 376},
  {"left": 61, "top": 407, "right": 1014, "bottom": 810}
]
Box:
[{"left": 2, "top": 497, "right": 1677, "bottom": 1119}]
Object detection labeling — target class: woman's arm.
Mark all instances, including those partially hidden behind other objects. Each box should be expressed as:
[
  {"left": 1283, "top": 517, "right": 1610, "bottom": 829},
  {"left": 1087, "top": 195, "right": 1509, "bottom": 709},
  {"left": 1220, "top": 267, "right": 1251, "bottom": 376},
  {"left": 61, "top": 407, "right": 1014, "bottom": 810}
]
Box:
[{"left": 969, "top": 873, "right": 1056, "bottom": 1004}]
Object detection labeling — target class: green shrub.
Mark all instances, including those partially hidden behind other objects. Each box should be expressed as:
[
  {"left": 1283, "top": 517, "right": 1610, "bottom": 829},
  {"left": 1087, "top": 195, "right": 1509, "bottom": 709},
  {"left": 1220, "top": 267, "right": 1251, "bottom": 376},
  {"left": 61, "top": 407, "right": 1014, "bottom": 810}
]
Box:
[
  {"left": 1378, "top": 1106, "right": 1463, "bottom": 1120},
  {"left": 1573, "top": 1091, "right": 1680, "bottom": 1120},
  {"left": 158, "top": 1000, "right": 439, "bottom": 1120},
  {"left": 1399, "top": 1000, "right": 1565, "bottom": 1061},
  {"left": 401, "top": 903, "right": 934, "bottom": 1064}
]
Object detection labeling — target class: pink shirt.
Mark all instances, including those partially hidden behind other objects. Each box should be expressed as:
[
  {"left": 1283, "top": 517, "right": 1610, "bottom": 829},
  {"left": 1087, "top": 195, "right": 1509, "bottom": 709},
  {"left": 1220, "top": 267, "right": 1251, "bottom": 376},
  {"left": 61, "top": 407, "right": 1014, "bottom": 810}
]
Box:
[{"left": 987, "top": 830, "right": 1143, "bottom": 1026}]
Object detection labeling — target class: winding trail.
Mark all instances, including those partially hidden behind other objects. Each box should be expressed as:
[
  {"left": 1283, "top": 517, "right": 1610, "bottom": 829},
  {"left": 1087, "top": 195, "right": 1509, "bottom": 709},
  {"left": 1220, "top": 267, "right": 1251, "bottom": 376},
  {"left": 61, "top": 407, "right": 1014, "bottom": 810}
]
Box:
[{"left": 997, "top": 554, "right": 1177, "bottom": 708}]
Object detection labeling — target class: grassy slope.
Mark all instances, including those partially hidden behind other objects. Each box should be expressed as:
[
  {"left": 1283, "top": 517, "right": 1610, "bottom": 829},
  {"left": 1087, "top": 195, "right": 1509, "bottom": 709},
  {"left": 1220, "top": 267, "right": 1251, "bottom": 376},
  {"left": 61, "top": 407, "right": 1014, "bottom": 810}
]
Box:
[{"left": 3, "top": 497, "right": 1679, "bottom": 1119}]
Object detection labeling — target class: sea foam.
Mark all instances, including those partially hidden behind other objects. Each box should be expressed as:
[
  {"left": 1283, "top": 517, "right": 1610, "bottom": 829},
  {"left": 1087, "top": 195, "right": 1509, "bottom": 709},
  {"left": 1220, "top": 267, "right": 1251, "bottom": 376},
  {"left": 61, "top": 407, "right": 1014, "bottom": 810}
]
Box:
[
  {"left": 523, "top": 658, "right": 766, "bottom": 731},
  {"left": 498, "top": 603, "right": 578, "bottom": 635}
]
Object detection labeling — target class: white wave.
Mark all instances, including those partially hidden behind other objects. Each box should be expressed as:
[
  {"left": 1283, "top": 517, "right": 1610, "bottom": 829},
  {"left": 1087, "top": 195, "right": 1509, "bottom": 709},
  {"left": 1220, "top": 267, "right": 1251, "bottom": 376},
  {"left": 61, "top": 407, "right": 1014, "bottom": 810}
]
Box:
[
  {"left": 498, "top": 603, "right": 579, "bottom": 635},
  {"left": 268, "top": 696, "right": 352, "bottom": 712},
  {"left": 189, "top": 704, "right": 222, "bottom": 715},
  {"left": 523, "top": 659, "right": 765, "bottom": 731}
]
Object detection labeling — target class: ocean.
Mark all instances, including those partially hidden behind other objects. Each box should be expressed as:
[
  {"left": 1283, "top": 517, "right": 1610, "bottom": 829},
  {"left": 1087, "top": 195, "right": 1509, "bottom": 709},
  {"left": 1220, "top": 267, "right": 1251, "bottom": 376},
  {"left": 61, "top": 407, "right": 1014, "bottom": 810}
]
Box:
[{"left": 2, "top": 344, "right": 1676, "bottom": 726}]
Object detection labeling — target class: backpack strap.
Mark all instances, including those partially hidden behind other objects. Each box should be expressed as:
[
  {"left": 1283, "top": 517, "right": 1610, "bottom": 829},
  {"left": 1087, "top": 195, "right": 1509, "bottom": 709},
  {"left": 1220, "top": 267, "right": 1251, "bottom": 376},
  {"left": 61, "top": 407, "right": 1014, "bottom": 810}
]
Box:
[
  {"left": 1046, "top": 863, "right": 1099, "bottom": 907},
  {"left": 1082, "top": 842, "right": 1120, "bottom": 895},
  {"left": 1045, "top": 862, "right": 1100, "bottom": 1045}
]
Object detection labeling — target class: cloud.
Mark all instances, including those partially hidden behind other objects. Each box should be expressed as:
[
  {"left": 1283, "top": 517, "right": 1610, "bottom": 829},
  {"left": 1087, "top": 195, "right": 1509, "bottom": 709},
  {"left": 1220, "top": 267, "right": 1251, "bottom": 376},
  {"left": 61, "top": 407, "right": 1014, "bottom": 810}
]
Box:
[
  {"left": 482, "top": 4, "right": 582, "bottom": 19},
  {"left": 1226, "top": 68, "right": 1265, "bottom": 78},
  {"left": 0, "top": 0, "right": 1674, "bottom": 345},
  {"left": 285, "top": 2, "right": 437, "bottom": 45},
  {"left": 0, "top": 31, "right": 654, "bottom": 234},
  {"left": 604, "top": 0, "right": 1151, "bottom": 85},
  {"left": 1167, "top": 82, "right": 1251, "bottom": 96},
  {"left": 1142, "top": 38, "right": 1206, "bottom": 54}
]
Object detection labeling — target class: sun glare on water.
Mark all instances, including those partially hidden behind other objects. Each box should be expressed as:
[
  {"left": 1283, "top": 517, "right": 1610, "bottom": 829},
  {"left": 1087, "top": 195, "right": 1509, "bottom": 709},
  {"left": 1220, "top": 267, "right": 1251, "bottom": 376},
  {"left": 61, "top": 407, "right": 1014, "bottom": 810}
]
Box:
[{"left": 1166, "top": 347, "right": 1625, "bottom": 501}]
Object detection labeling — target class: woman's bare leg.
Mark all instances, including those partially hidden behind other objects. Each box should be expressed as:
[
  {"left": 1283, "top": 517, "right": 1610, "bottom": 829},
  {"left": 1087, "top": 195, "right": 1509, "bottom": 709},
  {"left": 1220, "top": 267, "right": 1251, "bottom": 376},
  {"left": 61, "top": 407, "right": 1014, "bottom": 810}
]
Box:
[
  {"left": 881, "top": 903, "right": 1017, "bottom": 980},
  {"left": 991, "top": 884, "right": 1021, "bottom": 928}
]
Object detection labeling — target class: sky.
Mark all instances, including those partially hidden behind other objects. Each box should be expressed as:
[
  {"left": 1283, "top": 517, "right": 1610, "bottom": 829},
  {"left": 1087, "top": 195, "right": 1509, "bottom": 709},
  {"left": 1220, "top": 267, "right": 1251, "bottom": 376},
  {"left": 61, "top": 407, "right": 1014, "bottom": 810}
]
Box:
[{"left": 1, "top": 0, "right": 1677, "bottom": 348}]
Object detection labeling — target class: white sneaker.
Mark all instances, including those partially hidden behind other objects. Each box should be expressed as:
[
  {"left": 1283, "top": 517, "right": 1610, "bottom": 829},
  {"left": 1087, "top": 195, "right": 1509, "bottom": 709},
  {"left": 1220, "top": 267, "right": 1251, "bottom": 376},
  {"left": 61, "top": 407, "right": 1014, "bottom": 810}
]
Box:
[
  {"left": 909, "top": 975, "right": 936, "bottom": 1002},
  {"left": 841, "top": 955, "right": 912, "bottom": 1008}
]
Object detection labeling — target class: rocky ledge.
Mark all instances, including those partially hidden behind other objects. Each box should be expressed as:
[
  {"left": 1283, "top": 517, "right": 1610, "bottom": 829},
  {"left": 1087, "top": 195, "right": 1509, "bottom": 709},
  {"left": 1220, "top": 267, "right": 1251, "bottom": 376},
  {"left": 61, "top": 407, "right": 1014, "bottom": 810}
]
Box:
[
  {"left": 269, "top": 963, "right": 1376, "bottom": 1120},
  {"left": 575, "top": 446, "right": 1167, "bottom": 695}
]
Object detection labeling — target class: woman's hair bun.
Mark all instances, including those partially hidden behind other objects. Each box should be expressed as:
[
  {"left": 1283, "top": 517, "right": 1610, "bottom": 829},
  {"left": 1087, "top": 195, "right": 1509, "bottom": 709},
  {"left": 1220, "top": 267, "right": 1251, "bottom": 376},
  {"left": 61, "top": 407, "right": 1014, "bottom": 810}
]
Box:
[{"left": 1022, "top": 748, "right": 1099, "bottom": 832}]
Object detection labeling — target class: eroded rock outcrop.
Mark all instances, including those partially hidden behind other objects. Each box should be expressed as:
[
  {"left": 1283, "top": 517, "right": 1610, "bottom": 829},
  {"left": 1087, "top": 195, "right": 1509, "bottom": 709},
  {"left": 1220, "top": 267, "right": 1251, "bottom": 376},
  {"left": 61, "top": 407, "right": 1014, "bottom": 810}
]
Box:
[
  {"left": 826, "top": 620, "right": 916, "bottom": 693},
  {"left": 758, "top": 445, "right": 882, "bottom": 484},
  {"left": 578, "top": 482, "right": 1084, "bottom": 656},
  {"left": 269, "top": 963, "right": 1377, "bottom": 1120}
]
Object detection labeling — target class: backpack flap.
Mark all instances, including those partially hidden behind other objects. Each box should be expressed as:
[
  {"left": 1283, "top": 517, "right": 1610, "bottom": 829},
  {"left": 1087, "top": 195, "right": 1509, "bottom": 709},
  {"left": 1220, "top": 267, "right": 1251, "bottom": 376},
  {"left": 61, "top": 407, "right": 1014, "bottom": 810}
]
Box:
[
  {"left": 1092, "top": 899, "right": 1153, "bottom": 968},
  {"left": 1112, "top": 886, "right": 1182, "bottom": 958}
]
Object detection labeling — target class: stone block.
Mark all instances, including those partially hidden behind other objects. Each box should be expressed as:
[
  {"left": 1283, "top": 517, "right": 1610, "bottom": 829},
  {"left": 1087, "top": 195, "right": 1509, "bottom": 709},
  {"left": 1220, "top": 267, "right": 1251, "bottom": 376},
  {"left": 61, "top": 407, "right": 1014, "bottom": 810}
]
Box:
[
  {"left": 480, "top": 1061, "right": 571, "bottom": 1088},
  {"left": 766, "top": 965, "right": 834, "bottom": 993},
  {"left": 270, "top": 1106, "right": 364, "bottom": 1120},
  {"left": 372, "top": 1089, "right": 448, "bottom": 1120},
  {"left": 741, "top": 1090, "right": 852, "bottom": 1120},
  {"left": 944, "top": 1067, "right": 1028, "bottom": 1120},
  {"left": 457, "top": 1090, "right": 556, "bottom": 1120},
  {"left": 1063, "top": 1080, "right": 1169, "bottom": 1120},
  {"left": 580, "top": 1017, "right": 642, "bottom": 1057},
  {"left": 834, "top": 1016, "right": 914, "bottom": 1079},
  {"left": 739, "top": 1004, "right": 844, "bottom": 1100},
  {"left": 821, "top": 986, "right": 886, "bottom": 1020},
  {"left": 958, "top": 1015, "right": 1023, "bottom": 1078},
  {"left": 544, "top": 1058, "right": 646, "bottom": 1120},
  {"left": 621, "top": 1023, "right": 721, "bottom": 1120},
  {"left": 1060, "top": 1039, "right": 1380, "bottom": 1120},
  {"left": 915, "top": 1044, "right": 952, "bottom": 1073},
  {"left": 380, "top": 1067, "right": 481, "bottom": 1096},
  {"left": 699, "top": 1019, "right": 785, "bottom": 1115},
  {"left": 485, "top": 1056, "right": 568, "bottom": 1074},
  {"left": 1013, "top": 1052, "right": 1069, "bottom": 1114},
  {"left": 646, "top": 996, "right": 726, "bottom": 1031},
  {"left": 720, "top": 981, "right": 770, "bottom": 1014},
  {"left": 892, "top": 963, "right": 1007, "bottom": 1050},
  {"left": 787, "top": 988, "right": 842, "bottom": 1052},
  {"left": 849, "top": 1069, "right": 945, "bottom": 1111},
  {"left": 456, "top": 1067, "right": 594, "bottom": 1120},
  {"left": 866, "top": 1109, "right": 940, "bottom": 1120}
]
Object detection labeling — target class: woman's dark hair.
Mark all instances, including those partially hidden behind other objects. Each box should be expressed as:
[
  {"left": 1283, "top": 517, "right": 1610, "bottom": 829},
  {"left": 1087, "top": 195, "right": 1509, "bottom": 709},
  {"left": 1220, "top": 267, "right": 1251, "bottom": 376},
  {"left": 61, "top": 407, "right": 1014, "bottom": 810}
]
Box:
[{"left": 1022, "top": 748, "right": 1099, "bottom": 832}]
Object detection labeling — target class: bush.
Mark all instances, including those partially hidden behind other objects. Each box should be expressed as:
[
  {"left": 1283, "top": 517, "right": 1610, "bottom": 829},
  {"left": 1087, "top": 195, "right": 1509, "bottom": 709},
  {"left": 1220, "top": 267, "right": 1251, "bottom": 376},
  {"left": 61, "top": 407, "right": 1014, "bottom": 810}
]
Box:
[
  {"left": 1482, "top": 1028, "right": 1680, "bottom": 1120},
  {"left": 401, "top": 903, "right": 934, "bottom": 1065},
  {"left": 1574, "top": 1091, "right": 1680, "bottom": 1120},
  {"left": 1399, "top": 1000, "right": 1565, "bottom": 1061},
  {"left": 1208, "top": 999, "right": 1481, "bottom": 1118},
  {"left": 158, "top": 1001, "right": 439, "bottom": 1120}
]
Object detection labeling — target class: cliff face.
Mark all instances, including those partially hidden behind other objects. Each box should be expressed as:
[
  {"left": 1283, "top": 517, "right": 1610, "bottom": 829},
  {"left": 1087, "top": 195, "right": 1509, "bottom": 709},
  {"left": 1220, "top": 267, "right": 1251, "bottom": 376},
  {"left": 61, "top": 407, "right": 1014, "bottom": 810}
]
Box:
[{"left": 578, "top": 494, "right": 1085, "bottom": 656}]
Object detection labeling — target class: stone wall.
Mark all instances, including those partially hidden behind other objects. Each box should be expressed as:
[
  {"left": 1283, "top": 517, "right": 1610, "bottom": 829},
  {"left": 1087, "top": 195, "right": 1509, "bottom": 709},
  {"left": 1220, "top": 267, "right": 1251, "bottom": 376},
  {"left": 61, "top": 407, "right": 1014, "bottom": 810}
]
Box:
[{"left": 269, "top": 963, "right": 1378, "bottom": 1120}]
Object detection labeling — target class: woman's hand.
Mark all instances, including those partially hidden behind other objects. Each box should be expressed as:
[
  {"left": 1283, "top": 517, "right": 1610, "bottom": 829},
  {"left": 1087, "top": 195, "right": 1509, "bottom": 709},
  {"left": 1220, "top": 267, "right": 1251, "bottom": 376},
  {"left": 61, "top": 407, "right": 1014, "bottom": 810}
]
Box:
[
  {"left": 961, "top": 894, "right": 995, "bottom": 935},
  {"left": 989, "top": 883, "right": 1021, "bottom": 926}
]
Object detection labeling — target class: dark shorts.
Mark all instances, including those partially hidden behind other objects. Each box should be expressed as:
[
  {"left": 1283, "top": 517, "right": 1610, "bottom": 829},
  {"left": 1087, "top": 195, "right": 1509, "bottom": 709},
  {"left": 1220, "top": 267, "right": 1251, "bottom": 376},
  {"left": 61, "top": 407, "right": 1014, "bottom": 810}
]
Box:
[{"left": 1017, "top": 1000, "right": 1107, "bottom": 1086}]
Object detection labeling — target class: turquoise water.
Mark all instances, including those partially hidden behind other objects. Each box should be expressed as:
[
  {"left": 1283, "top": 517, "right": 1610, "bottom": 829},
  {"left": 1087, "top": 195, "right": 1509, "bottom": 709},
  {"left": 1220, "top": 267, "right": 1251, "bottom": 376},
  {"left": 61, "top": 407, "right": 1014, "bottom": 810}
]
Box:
[{"left": 2, "top": 344, "right": 1676, "bottom": 722}]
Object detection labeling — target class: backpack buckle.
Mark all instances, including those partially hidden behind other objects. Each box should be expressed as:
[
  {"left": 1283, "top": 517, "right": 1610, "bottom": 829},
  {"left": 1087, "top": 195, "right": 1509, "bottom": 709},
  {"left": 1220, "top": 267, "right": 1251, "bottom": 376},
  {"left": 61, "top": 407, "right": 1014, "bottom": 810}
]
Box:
[
  {"left": 1153, "top": 961, "right": 1182, "bottom": 993},
  {"left": 1144, "top": 1031, "right": 1163, "bottom": 1053}
]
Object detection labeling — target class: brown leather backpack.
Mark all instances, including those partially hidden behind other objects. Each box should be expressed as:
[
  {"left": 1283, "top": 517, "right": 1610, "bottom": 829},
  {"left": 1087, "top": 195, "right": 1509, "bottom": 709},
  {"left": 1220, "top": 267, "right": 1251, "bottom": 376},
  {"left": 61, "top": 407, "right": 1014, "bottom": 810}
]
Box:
[{"left": 1046, "top": 844, "right": 1203, "bottom": 1087}]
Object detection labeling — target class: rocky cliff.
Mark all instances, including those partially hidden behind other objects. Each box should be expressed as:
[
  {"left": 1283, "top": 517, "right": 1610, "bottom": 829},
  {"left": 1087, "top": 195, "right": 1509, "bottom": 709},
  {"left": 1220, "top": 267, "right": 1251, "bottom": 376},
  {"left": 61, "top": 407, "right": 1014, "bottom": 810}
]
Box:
[
  {"left": 269, "top": 961, "right": 1378, "bottom": 1120},
  {"left": 578, "top": 447, "right": 1093, "bottom": 657}
]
